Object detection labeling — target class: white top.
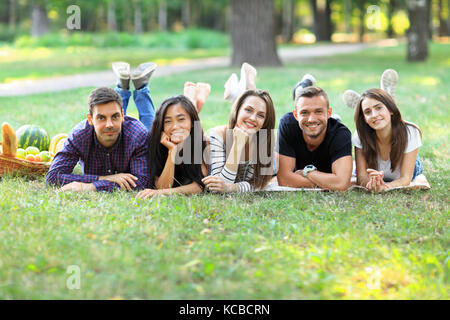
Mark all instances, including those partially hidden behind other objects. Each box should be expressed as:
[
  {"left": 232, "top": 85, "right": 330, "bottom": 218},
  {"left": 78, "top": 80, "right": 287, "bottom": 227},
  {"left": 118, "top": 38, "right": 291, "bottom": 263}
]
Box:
[
  {"left": 352, "top": 123, "right": 422, "bottom": 181},
  {"left": 208, "top": 129, "right": 254, "bottom": 192}
]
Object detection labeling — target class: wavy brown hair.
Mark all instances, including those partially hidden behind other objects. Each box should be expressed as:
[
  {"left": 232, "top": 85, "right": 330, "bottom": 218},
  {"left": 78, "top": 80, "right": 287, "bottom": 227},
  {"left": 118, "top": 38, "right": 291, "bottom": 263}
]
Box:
[
  {"left": 355, "top": 88, "right": 421, "bottom": 171},
  {"left": 226, "top": 89, "right": 276, "bottom": 190}
]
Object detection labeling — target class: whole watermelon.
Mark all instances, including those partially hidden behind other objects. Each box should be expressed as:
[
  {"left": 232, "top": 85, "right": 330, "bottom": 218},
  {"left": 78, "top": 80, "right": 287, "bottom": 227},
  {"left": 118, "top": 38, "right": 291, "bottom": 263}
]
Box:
[{"left": 16, "top": 125, "right": 50, "bottom": 152}]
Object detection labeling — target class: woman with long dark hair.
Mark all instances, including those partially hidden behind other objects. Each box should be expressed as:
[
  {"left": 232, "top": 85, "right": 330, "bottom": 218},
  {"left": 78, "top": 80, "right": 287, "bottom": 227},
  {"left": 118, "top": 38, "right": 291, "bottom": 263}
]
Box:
[
  {"left": 136, "top": 95, "right": 208, "bottom": 198},
  {"left": 202, "top": 89, "right": 276, "bottom": 192},
  {"left": 353, "top": 88, "right": 423, "bottom": 192}
]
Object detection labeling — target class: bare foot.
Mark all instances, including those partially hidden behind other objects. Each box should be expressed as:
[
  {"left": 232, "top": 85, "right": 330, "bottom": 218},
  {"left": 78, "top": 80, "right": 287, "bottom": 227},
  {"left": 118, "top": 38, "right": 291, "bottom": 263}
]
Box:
[
  {"left": 184, "top": 81, "right": 197, "bottom": 106},
  {"left": 241, "top": 62, "right": 257, "bottom": 90},
  {"left": 195, "top": 82, "right": 211, "bottom": 113},
  {"left": 224, "top": 73, "right": 238, "bottom": 102}
]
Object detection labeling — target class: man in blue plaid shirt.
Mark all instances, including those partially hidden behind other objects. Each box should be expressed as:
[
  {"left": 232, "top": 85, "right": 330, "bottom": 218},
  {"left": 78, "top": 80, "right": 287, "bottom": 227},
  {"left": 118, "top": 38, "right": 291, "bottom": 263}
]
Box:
[{"left": 46, "top": 84, "right": 152, "bottom": 192}]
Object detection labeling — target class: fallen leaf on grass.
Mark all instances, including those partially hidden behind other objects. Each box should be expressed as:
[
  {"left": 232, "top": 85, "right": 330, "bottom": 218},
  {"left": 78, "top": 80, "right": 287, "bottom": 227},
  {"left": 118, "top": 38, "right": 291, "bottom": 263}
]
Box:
[
  {"left": 200, "top": 228, "right": 211, "bottom": 234},
  {"left": 254, "top": 246, "right": 271, "bottom": 253}
]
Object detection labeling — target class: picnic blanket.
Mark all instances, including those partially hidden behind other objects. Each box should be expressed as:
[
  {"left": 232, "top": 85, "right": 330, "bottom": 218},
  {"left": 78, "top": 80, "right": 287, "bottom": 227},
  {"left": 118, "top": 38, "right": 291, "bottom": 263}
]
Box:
[{"left": 262, "top": 174, "right": 430, "bottom": 192}]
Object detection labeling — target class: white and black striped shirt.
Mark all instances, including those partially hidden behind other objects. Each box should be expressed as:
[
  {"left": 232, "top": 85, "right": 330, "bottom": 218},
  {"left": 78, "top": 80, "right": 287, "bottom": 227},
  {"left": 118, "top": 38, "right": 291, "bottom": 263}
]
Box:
[{"left": 208, "top": 129, "right": 254, "bottom": 192}]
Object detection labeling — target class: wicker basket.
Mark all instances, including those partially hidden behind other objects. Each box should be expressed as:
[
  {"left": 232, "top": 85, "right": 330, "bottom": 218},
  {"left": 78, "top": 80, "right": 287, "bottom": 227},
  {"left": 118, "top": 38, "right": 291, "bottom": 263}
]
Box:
[{"left": 0, "top": 142, "right": 51, "bottom": 177}]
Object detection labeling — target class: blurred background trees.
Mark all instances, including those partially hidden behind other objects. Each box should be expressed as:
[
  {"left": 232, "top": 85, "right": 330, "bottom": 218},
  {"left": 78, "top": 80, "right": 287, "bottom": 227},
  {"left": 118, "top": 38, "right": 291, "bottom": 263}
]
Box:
[{"left": 0, "top": 0, "right": 448, "bottom": 63}]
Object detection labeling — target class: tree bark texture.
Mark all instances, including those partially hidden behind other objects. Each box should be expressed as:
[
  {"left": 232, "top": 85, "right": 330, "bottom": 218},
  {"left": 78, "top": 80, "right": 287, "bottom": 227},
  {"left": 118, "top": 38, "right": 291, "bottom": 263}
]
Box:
[
  {"left": 230, "top": 0, "right": 282, "bottom": 66},
  {"left": 107, "top": 0, "right": 117, "bottom": 31},
  {"left": 407, "top": 0, "right": 428, "bottom": 61},
  {"left": 159, "top": 0, "right": 167, "bottom": 31},
  {"left": 310, "top": 0, "right": 333, "bottom": 41},
  {"left": 282, "top": 0, "right": 296, "bottom": 42},
  {"left": 31, "top": 2, "right": 49, "bottom": 37},
  {"left": 134, "top": 0, "right": 143, "bottom": 34}
]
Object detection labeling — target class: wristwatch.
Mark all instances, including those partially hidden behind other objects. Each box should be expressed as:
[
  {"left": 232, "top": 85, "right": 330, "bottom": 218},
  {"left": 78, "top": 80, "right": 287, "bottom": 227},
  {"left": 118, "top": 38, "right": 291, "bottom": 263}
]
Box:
[{"left": 302, "top": 165, "right": 317, "bottom": 177}]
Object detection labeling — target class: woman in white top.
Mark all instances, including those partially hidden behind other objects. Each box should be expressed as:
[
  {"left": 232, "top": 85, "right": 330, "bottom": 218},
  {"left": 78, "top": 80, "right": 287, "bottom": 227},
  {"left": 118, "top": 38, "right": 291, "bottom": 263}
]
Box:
[
  {"left": 353, "top": 88, "right": 423, "bottom": 192},
  {"left": 202, "top": 89, "right": 276, "bottom": 192}
]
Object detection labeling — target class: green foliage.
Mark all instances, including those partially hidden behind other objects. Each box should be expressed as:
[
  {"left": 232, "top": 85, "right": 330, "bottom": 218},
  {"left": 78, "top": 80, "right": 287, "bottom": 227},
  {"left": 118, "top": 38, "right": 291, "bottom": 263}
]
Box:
[
  {"left": 0, "top": 43, "right": 448, "bottom": 299},
  {"left": 13, "top": 29, "right": 230, "bottom": 49}
]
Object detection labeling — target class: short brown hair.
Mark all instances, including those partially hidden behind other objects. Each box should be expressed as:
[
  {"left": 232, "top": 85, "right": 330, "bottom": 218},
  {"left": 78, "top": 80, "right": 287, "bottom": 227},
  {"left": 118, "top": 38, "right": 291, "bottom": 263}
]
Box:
[
  {"left": 88, "top": 87, "right": 123, "bottom": 115},
  {"left": 294, "top": 86, "right": 329, "bottom": 109}
]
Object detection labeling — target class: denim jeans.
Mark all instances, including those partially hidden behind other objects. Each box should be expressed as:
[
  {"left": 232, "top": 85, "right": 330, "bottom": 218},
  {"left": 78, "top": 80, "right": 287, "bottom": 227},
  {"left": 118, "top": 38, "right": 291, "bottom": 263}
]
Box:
[
  {"left": 412, "top": 155, "right": 423, "bottom": 180},
  {"left": 115, "top": 85, "right": 155, "bottom": 131}
]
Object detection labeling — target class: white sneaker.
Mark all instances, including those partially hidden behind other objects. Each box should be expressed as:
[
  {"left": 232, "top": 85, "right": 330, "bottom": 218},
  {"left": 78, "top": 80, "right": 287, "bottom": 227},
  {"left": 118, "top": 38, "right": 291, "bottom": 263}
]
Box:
[
  {"left": 380, "top": 68, "right": 398, "bottom": 99},
  {"left": 112, "top": 61, "right": 130, "bottom": 90},
  {"left": 131, "top": 62, "right": 157, "bottom": 90},
  {"left": 342, "top": 90, "right": 361, "bottom": 110}
]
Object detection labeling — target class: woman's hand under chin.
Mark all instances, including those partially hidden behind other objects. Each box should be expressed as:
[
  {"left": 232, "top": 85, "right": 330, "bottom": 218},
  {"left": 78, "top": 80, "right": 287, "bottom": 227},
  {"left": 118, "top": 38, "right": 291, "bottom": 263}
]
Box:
[{"left": 160, "top": 132, "right": 177, "bottom": 150}]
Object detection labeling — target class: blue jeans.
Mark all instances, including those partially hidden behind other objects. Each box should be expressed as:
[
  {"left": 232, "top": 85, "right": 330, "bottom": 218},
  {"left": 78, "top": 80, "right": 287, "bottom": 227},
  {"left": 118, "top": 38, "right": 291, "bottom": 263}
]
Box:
[
  {"left": 115, "top": 85, "right": 155, "bottom": 131},
  {"left": 412, "top": 155, "right": 423, "bottom": 180}
]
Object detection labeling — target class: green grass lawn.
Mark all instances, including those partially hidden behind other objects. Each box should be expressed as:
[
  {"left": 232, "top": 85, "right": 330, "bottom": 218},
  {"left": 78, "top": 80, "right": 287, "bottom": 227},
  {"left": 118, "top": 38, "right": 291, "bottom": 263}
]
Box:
[
  {"left": 0, "top": 46, "right": 228, "bottom": 84},
  {"left": 0, "top": 43, "right": 449, "bottom": 299}
]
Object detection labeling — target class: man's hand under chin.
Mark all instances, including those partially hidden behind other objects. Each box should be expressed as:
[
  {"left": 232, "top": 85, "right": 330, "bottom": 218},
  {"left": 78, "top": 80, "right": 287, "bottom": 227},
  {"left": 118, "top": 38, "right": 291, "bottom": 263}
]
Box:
[{"left": 61, "top": 181, "right": 96, "bottom": 192}]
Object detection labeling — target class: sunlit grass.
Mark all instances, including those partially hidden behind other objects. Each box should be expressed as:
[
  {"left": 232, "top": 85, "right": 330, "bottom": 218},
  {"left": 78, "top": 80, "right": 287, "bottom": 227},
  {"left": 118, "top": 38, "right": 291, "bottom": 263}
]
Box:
[
  {"left": 0, "top": 43, "right": 448, "bottom": 299},
  {"left": 0, "top": 46, "right": 229, "bottom": 83}
]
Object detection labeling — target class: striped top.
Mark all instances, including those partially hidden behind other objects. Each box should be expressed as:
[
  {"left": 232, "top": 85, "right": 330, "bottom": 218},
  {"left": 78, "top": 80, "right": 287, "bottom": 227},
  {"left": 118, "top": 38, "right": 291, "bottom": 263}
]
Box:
[{"left": 208, "top": 129, "right": 254, "bottom": 192}]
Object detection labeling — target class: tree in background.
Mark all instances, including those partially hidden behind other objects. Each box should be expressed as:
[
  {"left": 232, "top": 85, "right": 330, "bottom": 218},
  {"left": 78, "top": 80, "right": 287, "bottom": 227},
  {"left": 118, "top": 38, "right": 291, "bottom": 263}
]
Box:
[
  {"left": 230, "top": 0, "right": 281, "bottom": 66},
  {"left": 407, "top": 0, "right": 428, "bottom": 61},
  {"left": 282, "top": 0, "right": 296, "bottom": 42},
  {"left": 310, "top": 0, "right": 333, "bottom": 41},
  {"left": 31, "top": 0, "right": 49, "bottom": 37}
]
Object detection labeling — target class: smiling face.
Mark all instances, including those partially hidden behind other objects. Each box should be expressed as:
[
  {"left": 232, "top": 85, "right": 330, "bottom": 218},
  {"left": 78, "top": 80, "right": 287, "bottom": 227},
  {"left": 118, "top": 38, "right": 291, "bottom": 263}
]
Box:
[
  {"left": 361, "top": 97, "right": 393, "bottom": 131},
  {"left": 87, "top": 101, "right": 124, "bottom": 148},
  {"left": 294, "top": 95, "right": 331, "bottom": 140},
  {"left": 235, "top": 95, "right": 267, "bottom": 134},
  {"left": 163, "top": 103, "right": 192, "bottom": 144}
]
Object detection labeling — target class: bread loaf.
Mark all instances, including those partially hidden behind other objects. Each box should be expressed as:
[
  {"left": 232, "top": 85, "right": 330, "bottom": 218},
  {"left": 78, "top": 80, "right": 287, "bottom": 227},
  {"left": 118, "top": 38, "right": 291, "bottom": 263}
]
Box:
[{"left": 1, "top": 122, "right": 17, "bottom": 157}]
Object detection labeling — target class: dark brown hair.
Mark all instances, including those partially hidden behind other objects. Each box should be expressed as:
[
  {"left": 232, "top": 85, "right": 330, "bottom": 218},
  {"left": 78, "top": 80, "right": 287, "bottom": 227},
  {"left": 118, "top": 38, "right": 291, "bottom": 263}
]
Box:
[
  {"left": 227, "top": 89, "right": 276, "bottom": 190},
  {"left": 354, "top": 88, "right": 421, "bottom": 171},
  {"left": 88, "top": 87, "right": 123, "bottom": 115},
  {"left": 294, "top": 86, "right": 329, "bottom": 109}
]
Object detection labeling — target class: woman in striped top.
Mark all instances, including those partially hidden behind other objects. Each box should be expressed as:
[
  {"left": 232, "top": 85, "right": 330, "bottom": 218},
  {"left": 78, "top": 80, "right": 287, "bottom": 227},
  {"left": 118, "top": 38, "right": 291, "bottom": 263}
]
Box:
[{"left": 202, "top": 89, "right": 276, "bottom": 192}]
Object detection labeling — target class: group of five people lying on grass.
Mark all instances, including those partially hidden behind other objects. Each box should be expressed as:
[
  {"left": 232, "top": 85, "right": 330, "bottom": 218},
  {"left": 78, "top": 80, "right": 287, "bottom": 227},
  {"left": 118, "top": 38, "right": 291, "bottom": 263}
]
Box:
[{"left": 45, "top": 62, "right": 423, "bottom": 196}]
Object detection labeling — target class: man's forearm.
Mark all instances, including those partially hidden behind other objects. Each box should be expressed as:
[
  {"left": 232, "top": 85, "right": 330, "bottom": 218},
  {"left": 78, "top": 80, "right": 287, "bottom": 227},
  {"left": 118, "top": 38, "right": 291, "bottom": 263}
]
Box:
[
  {"left": 277, "top": 171, "right": 316, "bottom": 188},
  {"left": 306, "top": 171, "right": 351, "bottom": 191}
]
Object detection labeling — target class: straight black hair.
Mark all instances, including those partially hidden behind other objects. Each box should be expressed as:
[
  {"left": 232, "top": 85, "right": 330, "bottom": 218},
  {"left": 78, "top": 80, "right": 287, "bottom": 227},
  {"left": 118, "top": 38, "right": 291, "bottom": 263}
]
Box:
[{"left": 148, "top": 95, "right": 207, "bottom": 189}]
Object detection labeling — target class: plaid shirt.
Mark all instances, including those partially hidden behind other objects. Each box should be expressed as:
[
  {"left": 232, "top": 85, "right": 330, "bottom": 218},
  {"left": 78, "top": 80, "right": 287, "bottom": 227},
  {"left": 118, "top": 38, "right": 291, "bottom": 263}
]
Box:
[{"left": 46, "top": 116, "right": 149, "bottom": 192}]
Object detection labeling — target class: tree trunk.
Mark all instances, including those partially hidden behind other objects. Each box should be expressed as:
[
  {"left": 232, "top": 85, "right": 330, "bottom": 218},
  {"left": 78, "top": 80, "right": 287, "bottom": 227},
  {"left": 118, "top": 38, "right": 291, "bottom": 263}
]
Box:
[
  {"left": 282, "top": 0, "right": 296, "bottom": 42},
  {"left": 107, "top": 0, "right": 117, "bottom": 31},
  {"left": 159, "top": 0, "right": 168, "bottom": 31},
  {"left": 387, "top": 0, "right": 397, "bottom": 38},
  {"left": 358, "top": 0, "right": 365, "bottom": 42},
  {"left": 230, "top": 0, "right": 282, "bottom": 66},
  {"left": 31, "top": 2, "right": 49, "bottom": 37},
  {"left": 426, "top": 0, "right": 432, "bottom": 39},
  {"left": 407, "top": 0, "right": 428, "bottom": 61},
  {"left": 344, "top": 0, "right": 352, "bottom": 33},
  {"left": 448, "top": 0, "right": 450, "bottom": 35},
  {"left": 134, "top": 0, "right": 143, "bottom": 34},
  {"left": 311, "top": 0, "right": 333, "bottom": 41},
  {"left": 438, "top": 0, "right": 447, "bottom": 36},
  {"left": 9, "top": 0, "right": 16, "bottom": 29},
  {"left": 182, "top": 0, "right": 191, "bottom": 28}
]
